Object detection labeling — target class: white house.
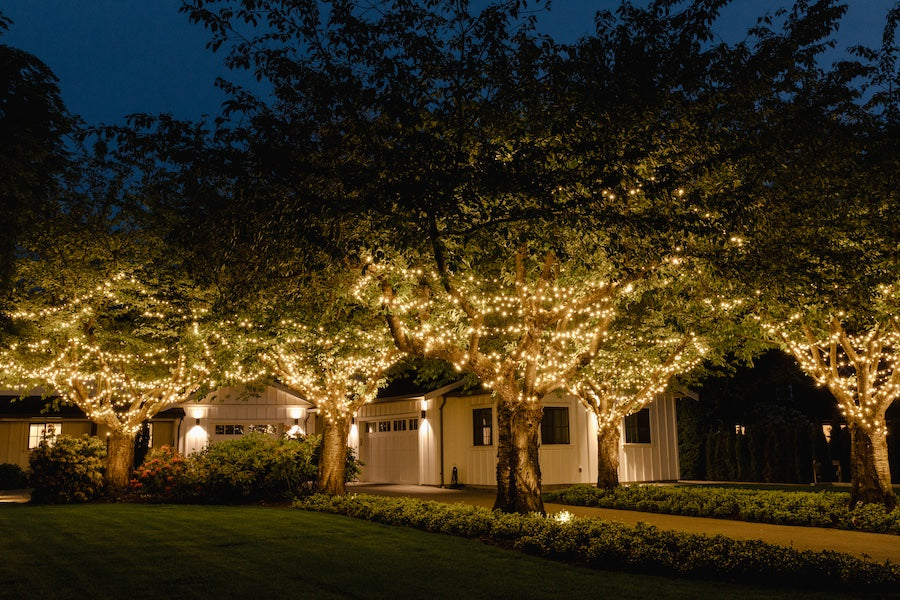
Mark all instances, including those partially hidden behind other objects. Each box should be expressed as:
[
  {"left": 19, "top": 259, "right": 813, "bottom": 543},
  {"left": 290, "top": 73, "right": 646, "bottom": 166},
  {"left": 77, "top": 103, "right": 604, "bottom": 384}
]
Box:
[
  {"left": 1, "top": 381, "right": 687, "bottom": 486},
  {"left": 352, "top": 381, "right": 687, "bottom": 487}
]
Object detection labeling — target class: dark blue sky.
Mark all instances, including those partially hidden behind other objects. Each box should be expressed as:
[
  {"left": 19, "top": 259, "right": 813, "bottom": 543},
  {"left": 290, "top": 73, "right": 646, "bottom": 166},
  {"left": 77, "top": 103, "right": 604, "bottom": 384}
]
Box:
[{"left": 1, "top": 0, "right": 892, "bottom": 125}]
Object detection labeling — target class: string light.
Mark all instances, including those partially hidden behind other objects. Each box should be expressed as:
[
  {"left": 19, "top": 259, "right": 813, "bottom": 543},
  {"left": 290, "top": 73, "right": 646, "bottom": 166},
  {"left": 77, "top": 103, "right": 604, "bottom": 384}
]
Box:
[
  {"left": 0, "top": 274, "right": 228, "bottom": 436},
  {"left": 262, "top": 319, "right": 402, "bottom": 426}
]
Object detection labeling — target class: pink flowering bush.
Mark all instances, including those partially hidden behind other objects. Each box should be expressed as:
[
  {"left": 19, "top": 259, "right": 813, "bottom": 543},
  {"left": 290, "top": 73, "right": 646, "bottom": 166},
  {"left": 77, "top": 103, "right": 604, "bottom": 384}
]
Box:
[{"left": 130, "top": 445, "right": 193, "bottom": 502}]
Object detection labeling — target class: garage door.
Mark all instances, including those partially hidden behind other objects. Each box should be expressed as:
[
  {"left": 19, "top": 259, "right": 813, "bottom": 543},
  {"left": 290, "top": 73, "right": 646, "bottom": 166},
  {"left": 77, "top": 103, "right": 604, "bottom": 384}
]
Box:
[{"left": 359, "top": 417, "right": 419, "bottom": 484}]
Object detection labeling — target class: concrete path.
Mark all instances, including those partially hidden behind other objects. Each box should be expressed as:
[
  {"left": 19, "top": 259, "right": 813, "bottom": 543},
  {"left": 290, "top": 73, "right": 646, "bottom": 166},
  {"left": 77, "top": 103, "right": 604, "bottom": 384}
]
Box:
[
  {"left": 0, "top": 488, "right": 28, "bottom": 503},
  {"left": 348, "top": 483, "right": 900, "bottom": 564}
]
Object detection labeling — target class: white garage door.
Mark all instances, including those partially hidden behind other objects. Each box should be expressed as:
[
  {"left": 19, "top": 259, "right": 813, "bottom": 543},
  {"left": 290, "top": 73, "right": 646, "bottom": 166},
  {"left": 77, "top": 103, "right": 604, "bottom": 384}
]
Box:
[{"left": 359, "top": 417, "right": 419, "bottom": 484}]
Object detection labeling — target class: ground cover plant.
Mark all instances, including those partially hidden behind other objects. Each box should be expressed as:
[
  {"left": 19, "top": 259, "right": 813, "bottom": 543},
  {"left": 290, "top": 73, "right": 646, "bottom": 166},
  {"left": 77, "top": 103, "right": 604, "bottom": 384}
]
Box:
[
  {"left": 0, "top": 503, "right": 881, "bottom": 600},
  {"left": 543, "top": 485, "right": 900, "bottom": 535},
  {"left": 295, "top": 493, "right": 899, "bottom": 593}
]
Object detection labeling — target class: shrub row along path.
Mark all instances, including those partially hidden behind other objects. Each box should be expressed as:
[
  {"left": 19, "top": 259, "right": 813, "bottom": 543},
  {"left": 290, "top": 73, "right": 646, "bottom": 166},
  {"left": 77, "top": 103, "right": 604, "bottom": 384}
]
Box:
[{"left": 350, "top": 483, "right": 900, "bottom": 564}]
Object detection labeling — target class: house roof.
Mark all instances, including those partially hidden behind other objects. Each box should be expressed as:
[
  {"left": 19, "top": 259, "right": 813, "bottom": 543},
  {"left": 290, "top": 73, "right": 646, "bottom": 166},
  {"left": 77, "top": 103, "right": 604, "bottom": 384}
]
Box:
[
  {"left": 372, "top": 378, "right": 465, "bottom": 402},
  {"left": 0, "top": 396, "right": 185, "bottom": 420}
]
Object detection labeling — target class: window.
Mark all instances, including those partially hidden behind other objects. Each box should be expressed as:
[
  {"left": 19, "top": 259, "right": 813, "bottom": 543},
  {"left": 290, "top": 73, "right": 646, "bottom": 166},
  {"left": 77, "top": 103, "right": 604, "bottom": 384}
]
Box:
[
  {"left": 408, "top": 418, "right": 419, "bottom": 431},
  {"left": 28, "top": 422, "right": 62, "bottom": 449},
  {"left": 393, "top": 419, "right": 407, "bottom": 432},
  {"left": 378, "top": 421, "right": 391, "bottom": 433},
  {"left": 624, "top": 409, "right": 651, "bottom": 444},
  {"left": 365, "top": 422, "right": 377, "bottom": 434},
  {"left": 247, "top": 424, "right": 277, "bottom": 435},
  {"left": 214, "top": 424, "right": 245, "bottom": 435},
  {"left": 541, "top": 407, "right": 570, "bottom": 445},
  {"left": 473, "top": 408, "right": 492, "bottom": 446}
]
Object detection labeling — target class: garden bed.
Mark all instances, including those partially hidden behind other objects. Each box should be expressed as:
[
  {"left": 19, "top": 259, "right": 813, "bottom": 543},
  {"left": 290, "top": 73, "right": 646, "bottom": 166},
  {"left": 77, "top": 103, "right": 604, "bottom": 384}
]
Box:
[
  {"left": 295, "top": 493, "right": 900, "bottom": 593},
  {"left": 543, "top": 485, "right": 900, "bottom": 535}
]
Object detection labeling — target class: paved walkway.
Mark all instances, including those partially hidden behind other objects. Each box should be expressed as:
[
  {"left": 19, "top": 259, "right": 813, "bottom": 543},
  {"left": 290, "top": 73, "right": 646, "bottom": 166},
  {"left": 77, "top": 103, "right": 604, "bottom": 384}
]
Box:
[
  {"left": 348, "top": 483, "right": 900, "bottom": 564},
  {"left": 0, "top": 489, "right": 28, "bottom": 503}
]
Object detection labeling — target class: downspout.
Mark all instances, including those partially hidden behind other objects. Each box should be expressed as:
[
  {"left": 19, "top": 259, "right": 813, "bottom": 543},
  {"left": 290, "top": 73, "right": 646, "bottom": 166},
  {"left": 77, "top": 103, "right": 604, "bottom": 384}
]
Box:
[{"left": 439, "top": 395, "right": 447, "bottom": 487}]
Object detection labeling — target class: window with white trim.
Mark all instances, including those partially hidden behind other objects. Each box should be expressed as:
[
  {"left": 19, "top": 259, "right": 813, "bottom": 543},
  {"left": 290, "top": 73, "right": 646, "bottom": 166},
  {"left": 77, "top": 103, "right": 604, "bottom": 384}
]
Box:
[
  {"left": 624, "top": 409, "right": 652, "bottom": 444},
  {"left": 28, "top": 422, "right": 62, "bottom": 449}
]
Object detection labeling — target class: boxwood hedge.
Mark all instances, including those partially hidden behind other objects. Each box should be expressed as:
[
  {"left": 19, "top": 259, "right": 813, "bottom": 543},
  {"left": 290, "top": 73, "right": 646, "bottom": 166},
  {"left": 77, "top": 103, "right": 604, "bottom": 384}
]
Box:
[
  {"left": 295, "top": 493, "right": 900, "bottom": 592},
  {"left": 543, "top": 485, "right": 900, "bottom": 535}
]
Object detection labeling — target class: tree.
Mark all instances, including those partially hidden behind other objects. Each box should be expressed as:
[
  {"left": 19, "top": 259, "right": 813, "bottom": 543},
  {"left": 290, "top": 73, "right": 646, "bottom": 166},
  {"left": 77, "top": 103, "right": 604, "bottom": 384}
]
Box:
[
  {"left": 718, "top": 5, "right": 900, "bottom": 508},
  {"left": 0, "top": 273, "right": 227, "bottom": 494},
  {"left": 0, "top": 13, "right": 72, "bottom": 302},
  {"left": 261, "top": 318, "right": 403, "bottom": 495},
  {"left": 570, "top": 330, "right": 707, "bottom": 489},
  {"left": 181, "top": 0, "right": 854, "bottom": 514}
]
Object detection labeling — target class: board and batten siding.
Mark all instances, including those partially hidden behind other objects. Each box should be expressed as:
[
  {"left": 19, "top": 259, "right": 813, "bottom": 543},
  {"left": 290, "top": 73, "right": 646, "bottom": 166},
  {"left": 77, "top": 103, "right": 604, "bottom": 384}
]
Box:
[
  {"left": 0, "top": 420, "right": 93, "bottom": 469},
  {"left": 442, "top": 392, "right": 681, "bottom": 487},
  {"left": 618, "top": 394, "right": 681, "bottom": 483},
  {"left": 178, "top": 385, "right": 314, "bottom": 454}
]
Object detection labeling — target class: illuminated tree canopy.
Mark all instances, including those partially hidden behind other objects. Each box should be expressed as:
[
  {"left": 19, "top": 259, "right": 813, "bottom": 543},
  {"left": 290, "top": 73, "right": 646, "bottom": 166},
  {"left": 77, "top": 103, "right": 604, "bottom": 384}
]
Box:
[
  {"left": 262, "top": 318, "right": 403, "bottom": 495},
  {"left": 0, "top": 272, "right": 226, "bottom": 493},
  {"left": 716, "top": 6, "right": 900, "bottom": 508}
]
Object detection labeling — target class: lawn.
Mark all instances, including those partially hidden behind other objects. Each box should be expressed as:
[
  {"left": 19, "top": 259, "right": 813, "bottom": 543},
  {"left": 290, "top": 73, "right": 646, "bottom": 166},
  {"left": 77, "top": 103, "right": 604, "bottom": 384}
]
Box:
[{"left": 0, "top": 503, "right": 875, "bottom": 599}]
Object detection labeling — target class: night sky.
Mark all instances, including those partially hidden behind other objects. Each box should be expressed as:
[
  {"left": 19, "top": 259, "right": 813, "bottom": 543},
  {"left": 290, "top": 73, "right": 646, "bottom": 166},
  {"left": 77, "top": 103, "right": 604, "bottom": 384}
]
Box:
[{"left": 1, "top": 0, "right": 892, "bottom": 125}]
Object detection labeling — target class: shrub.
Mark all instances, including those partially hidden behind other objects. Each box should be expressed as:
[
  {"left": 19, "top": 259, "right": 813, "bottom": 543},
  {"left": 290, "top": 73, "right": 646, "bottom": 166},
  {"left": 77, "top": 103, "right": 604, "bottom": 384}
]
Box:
[
  {"left": 130, "top": 445, "right": 194, "bottom": 502},
  {"left": 0, "top": 463, "right": 28, "bottom": 490},
  {"left": 543, "top": 484, "right": 900, "bottom": 535},
  {"left": 295, "top": 493, "right": 900, "bottom": 592},
  {"left": 192, "top": 434, "right": 321, "bottom": 503},
  {"left": 28, "top": 435, "right": 106, "bottom": 503}
]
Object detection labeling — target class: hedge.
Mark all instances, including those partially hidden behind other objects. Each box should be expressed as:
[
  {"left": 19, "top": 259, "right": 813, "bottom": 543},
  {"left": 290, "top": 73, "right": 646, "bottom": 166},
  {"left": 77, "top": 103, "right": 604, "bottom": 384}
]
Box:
[
  {"left": 294, "top": 493, "right": 900, "bottom": 592},
  {"left": 543, "top": 485, "right": 900, "bottom": 535}
]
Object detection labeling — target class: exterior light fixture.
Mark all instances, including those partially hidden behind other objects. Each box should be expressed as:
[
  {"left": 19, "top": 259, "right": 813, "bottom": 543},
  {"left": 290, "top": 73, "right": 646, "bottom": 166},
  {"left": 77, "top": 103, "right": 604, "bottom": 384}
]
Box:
[
  {"left": 294, "top": 418, "right": 299, "bottom": 425},
  {"left": 195, "top": 418, "right": 201, "bottom": 425}
]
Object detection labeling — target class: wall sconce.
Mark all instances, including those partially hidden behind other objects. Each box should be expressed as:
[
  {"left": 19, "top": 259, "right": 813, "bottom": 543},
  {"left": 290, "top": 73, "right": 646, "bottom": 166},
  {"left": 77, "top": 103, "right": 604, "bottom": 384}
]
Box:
[
  {"left": 294, "top": 418, "right": 299, "bottom": 425},
  {"left": 420, "top": 398, "right": 428, "bottom": 419},
  {"left": 195, "top": 418, "right": 200, "bottom": 425}
]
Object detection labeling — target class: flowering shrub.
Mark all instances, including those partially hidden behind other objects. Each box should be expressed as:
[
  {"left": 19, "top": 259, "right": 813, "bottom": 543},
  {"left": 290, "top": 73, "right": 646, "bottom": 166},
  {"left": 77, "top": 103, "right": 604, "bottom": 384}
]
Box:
[
  {"left": 295, "top": 493, "right": 900, "bottom": 592},
  {"left": 542, "top": 485, "right": 900, "bottom": 535},
  {"left": 129, "top": 445, "right": 193, "bottom": 502},
  {"left": 130, "top": 434, "right": 361, "bottom": 504},
  {"left": 28, "top": 435, "right": 106, "bottom": 503}
]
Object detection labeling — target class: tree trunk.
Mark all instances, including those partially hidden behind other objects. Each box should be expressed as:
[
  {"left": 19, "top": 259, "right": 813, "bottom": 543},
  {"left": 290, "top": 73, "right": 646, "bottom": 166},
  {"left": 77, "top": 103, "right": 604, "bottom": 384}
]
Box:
[
  {"left": 510, "top": 401, "right": 544, "bottom": 515},
  {"left": 849, "top": 421, "right": 896, "bottom": 510},
  {"left": 318, "top": 416, "right": 352, "bottom": 496},
  {"left": 596, "top": 424, "right": 620, "bottom": 489},
  {"left": 105, "top": 429, "right": 136, "bottom": 497},
  {"left": 493, "top": 398, "right": 516, "bottom": 512}
]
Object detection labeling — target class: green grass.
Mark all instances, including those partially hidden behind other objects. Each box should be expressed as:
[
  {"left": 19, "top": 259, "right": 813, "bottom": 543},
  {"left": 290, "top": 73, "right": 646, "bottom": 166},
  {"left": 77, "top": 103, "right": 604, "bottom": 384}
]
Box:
[{"left": 0, "top": 503, "right": 872, "bottom": 600}]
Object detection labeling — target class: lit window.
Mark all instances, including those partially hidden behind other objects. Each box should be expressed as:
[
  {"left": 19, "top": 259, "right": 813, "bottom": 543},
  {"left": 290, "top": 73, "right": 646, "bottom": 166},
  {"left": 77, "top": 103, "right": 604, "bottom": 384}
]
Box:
[
  {"left": 365, "top": 422, "right": 377, "bottom": 434},
  {"left": 28, "top": 423, "right": 62, "bottom": 449},
  {"left": 624, "top": 409, "right": 651, "bottom": 444},
  {"left": 214, "top": 424, "right": 247, "bottom": 435},
  {"left": 473, "top": 408, "right": 492, "bottom": 446},
  {"left": 541, "top": 407, "right": 570, "bottom": 445},
  {"left": 247, "top": 424, "right": 277, "bottom": 435}
]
